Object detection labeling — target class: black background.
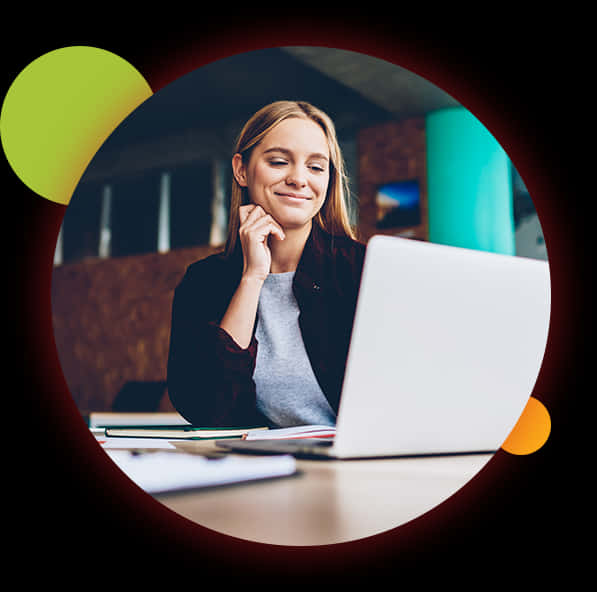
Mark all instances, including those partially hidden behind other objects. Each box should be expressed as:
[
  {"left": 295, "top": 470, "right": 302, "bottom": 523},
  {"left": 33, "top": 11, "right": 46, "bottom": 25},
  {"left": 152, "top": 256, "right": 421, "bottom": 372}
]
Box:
[{"left": 7, "top": 12, "right": 587, "bottom": 585}]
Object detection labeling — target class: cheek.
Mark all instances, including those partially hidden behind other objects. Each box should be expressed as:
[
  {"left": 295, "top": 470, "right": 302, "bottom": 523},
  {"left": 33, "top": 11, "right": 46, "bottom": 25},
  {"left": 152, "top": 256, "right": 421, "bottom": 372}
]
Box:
[
  {"left": 251, "top": 162, "right": 283, "bottom": 187},
  {"left": 315, "top": 175, "right": 330, "bottom": 200}
]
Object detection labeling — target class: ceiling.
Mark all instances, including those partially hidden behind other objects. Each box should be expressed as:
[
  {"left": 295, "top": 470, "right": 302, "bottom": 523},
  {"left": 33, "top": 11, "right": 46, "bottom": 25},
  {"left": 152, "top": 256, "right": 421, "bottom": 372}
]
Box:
[
  {"left": 84, "top": 47, "right": 459, "bottom": 181},
  {"left": 283, "top": 47, "right": 459, "bottom": 119}
]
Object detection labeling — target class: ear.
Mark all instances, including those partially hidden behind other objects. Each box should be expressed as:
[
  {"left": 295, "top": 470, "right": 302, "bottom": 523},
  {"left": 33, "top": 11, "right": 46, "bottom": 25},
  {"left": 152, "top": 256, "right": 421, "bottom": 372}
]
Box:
[{"left": 232, "top": 153, "right": 248, "bottom": 187}]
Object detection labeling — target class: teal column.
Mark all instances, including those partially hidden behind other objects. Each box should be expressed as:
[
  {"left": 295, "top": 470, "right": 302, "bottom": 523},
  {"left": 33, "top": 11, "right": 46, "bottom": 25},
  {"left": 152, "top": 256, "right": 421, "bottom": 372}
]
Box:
[{"left": 425, "top": 107, "right": 515, "bottom": 255}]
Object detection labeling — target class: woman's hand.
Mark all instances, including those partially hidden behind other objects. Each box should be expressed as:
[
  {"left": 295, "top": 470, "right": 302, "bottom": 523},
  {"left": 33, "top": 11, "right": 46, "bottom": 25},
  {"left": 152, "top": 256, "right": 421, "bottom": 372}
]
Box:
[
  {"left": 218, "top": 205, "right": 285, "bottom": 349},
  {"left": 238, "top": 204, "right": 285, "bottom": 281}
]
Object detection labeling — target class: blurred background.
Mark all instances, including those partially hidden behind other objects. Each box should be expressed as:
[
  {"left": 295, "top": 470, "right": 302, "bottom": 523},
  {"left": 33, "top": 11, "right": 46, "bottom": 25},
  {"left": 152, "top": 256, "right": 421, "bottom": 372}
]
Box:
[{"left": 51, "top": 47, "right": 547, "bottom": 417}]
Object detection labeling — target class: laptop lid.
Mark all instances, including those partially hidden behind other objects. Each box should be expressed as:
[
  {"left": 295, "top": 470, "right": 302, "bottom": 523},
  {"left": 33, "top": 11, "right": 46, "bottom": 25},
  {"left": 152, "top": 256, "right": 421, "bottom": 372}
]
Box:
[{"left": 331, "top": 235, "right": 551, "bottom": 459}]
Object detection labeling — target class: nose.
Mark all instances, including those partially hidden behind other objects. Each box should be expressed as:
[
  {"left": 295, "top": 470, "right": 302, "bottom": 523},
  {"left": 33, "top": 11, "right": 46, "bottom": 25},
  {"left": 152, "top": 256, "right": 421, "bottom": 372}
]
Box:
[{"left": 285, "top": 165, "right": 307, "bottom": 188}]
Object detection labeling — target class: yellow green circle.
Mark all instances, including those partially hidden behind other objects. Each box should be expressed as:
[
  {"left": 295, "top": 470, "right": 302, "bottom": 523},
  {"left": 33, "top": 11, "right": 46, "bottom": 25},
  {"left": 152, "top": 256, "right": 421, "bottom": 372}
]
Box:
[{"left": 0, "top": 46, "right": 153, "bottom": 205}]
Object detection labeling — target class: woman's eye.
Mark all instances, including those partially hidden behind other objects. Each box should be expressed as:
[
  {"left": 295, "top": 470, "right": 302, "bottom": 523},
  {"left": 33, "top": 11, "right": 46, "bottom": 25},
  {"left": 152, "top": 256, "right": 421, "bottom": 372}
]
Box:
[{"left": 268, "top": 158, "right": 325, "bottom": 172}]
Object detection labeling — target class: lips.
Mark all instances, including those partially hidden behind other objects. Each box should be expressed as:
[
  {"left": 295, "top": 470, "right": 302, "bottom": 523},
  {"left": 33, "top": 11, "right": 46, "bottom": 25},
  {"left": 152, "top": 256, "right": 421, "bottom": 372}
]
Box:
[{"left": 275, "top": 192, "right": 312, "bottom": 200}]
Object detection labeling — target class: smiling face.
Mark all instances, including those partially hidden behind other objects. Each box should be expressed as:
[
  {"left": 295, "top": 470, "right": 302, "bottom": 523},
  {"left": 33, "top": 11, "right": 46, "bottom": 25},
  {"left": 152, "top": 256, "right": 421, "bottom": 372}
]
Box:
[{"left": 232, "top": 116, "right": 331, "bottom": 232}]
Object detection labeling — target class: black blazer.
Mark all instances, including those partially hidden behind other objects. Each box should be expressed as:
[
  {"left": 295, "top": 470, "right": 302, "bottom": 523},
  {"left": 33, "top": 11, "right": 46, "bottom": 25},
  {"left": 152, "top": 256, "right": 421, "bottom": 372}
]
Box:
[{"left": 167, "top": 224, "right": 366, "bottom": 427}]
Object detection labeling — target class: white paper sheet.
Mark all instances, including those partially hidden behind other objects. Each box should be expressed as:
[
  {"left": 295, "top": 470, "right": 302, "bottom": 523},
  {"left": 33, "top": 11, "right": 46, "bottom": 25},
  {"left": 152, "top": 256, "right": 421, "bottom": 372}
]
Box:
[
  {"left": 105, "top": 450, "right": 296, "bottom": 494},
  {"left": 245, "top": 425, "right": 336, "bottom": 440},
  {"left": 97, "top": 436, "right": 176, "bottom": 450}
]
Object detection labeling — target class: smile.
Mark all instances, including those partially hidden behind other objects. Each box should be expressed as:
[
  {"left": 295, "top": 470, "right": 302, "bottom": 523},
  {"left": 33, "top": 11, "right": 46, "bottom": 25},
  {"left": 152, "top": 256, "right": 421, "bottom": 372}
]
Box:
[{"left": 274, "top": 192, "right": 312, "bottom": 200}]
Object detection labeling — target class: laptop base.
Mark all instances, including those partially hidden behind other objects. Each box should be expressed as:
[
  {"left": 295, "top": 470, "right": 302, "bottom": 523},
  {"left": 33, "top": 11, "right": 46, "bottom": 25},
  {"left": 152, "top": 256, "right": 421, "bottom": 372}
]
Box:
[
  {"left": 216, "top": 438, "right": 338, "bottom": 459},
  {"left": 216, "top": 438, "right": 497, "bottom": 460}
]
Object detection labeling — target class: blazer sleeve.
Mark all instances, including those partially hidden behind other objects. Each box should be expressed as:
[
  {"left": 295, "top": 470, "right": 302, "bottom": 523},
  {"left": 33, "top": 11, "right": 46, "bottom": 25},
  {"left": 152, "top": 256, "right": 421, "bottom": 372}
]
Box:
[{"left": 166, "top": 261, "right": 267, "bottom": 427}]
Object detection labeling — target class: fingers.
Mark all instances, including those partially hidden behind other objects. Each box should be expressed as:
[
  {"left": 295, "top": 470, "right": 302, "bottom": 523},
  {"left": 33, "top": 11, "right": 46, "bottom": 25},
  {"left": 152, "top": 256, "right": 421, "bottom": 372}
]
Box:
[
  {"left": 238, "top": 204, "right": 256, "bottom": 226},
  {"left": 239, "top": 205, "right": 285, "bottom": 241},
  {"left": 242, "top": 215, "right": 285, "bottom": 243},
  {"left": 253, "top": 215, "right": 285, "bottom": 241},
  {"left": 239, "top": 204, "right": 260, "bottom": 227}
]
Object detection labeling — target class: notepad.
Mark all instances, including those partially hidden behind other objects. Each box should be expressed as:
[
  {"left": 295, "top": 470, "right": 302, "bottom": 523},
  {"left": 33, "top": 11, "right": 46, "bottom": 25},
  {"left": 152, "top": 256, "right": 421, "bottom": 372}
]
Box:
[
  {"left": 105, "top": 426, "right": 268, "bottom": 440},
  {"left": 88, "top": 412, "right": 191, "bottom": 428},
  {"left": 244, "top": 425, "right": 336, "bottom": 441},
  {"left": 106, "top": 450, "right": 296, "bottom": 494}
]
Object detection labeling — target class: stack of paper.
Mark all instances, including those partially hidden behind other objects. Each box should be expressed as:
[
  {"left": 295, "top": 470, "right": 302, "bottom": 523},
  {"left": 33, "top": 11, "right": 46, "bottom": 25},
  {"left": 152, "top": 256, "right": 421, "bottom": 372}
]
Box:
[
  {"left": 98, "top": 437, "right": 176, "bottom": 450},
  {"left": 244, "top": 425, "right": 336, "bottom": 441},
  {"left": 105, "top": 450, "right": 296, "bottom": 494}
]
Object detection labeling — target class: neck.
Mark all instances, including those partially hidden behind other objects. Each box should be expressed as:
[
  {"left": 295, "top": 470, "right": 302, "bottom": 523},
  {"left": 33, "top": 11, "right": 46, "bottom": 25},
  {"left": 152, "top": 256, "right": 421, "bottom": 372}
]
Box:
[{"left": 268, "top": 222, "right": 312, "bottom": 273}]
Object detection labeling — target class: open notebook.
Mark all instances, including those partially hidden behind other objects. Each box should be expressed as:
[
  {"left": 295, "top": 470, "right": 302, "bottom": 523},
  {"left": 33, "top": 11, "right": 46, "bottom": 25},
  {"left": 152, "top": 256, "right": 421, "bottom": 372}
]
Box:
[{"left": 243, "top": 425, "right": 336, "bottom": 440}]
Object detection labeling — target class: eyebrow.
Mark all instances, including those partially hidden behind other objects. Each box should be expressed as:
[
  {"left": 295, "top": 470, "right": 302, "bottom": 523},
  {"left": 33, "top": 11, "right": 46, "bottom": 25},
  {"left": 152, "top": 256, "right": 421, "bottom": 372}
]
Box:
[{"left": 263, "top": 147, "right": 329, "bottom": 161}]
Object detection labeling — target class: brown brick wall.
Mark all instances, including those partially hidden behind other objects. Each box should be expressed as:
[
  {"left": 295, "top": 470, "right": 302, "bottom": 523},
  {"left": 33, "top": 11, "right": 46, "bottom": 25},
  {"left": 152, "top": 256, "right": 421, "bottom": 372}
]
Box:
[
  {"left": 357, "top": 117, "right": 428, "bottom": 242},
  {"left": 52, "top": 245, "right": 221, "bottom": 415}
]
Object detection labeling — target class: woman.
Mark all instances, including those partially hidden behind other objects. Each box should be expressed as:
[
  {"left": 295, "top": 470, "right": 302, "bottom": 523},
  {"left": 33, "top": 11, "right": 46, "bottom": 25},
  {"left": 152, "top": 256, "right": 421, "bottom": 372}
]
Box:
[{"left": 167, "top": 101, "right": 366, "bottom": 428}]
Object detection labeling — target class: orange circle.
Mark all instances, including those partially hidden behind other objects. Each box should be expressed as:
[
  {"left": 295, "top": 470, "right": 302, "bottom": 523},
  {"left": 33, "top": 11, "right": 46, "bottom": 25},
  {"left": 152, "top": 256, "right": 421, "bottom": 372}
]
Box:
[{"left": 501, "top": 396, "right": 551, "bottom": 455}]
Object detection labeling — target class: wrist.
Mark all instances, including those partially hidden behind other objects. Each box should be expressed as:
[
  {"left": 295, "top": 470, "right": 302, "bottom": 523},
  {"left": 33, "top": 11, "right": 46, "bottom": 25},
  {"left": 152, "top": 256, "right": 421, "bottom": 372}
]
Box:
[{"left": 240, "top": 272, "right": 267, "bottom": 287}]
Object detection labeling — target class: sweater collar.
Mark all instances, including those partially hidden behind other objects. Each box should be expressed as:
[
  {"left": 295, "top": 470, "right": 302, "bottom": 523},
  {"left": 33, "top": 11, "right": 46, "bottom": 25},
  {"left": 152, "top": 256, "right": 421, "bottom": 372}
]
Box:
[{"left": 294, "top": 224, "right": 330, "bottom": 293}]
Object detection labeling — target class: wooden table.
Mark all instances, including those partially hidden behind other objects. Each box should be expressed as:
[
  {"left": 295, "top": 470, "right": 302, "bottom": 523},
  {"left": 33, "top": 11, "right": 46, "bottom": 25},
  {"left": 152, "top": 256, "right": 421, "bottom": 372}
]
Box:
[{"left": 147, "top": 439, "right": 493, "bottom": 546}]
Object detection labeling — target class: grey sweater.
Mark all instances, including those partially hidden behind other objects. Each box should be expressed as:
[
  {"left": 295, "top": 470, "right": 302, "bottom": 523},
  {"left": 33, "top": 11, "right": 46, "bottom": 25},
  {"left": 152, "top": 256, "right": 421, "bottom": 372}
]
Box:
[{"left": 253, "top": 271, "right": 336, "bottom": 428}]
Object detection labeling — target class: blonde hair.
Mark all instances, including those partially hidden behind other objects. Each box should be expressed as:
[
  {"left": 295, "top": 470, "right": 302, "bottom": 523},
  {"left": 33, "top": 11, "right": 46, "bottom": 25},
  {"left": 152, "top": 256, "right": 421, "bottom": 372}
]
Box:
[{"left": 224, "top": 100, "right": 357, "bottom": 255}]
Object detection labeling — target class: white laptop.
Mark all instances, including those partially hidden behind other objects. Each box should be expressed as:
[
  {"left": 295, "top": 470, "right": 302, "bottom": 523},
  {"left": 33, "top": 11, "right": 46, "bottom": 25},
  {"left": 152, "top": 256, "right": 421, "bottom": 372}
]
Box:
[{"left": 218, "top": 235, "right": 551, "bottom": 459}]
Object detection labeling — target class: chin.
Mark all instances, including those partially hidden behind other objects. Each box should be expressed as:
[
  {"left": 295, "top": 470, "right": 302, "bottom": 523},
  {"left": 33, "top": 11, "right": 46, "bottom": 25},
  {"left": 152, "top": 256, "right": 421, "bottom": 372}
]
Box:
[
  {"left": 263, "top": 205, "right": 304, "bottom": 227},
  {"left": 280, "top": 220, "right": 312, "bottom": 232},
  {"left": 276, "top": 211, "right": 315, "bottom": 230}
]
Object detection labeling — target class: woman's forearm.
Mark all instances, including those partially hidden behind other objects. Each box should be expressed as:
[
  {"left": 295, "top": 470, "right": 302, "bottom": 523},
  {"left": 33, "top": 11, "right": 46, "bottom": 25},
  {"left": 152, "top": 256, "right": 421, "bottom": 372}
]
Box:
[{"left": 218, "top": 275, "right": 264, "bottom": 349}]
